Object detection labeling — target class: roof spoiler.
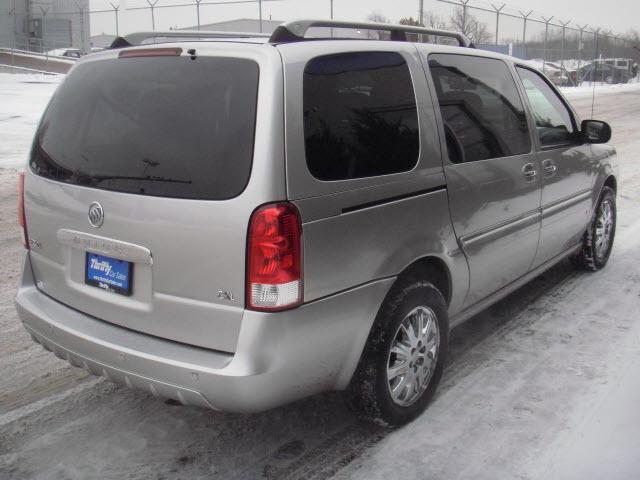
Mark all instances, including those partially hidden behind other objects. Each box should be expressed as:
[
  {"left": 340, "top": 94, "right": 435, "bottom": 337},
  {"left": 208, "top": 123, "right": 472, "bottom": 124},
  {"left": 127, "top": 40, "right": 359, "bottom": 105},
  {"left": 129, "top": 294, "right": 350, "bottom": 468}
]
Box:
[{"left": 269, "top": 19, "right": 474, "bottom": 48}]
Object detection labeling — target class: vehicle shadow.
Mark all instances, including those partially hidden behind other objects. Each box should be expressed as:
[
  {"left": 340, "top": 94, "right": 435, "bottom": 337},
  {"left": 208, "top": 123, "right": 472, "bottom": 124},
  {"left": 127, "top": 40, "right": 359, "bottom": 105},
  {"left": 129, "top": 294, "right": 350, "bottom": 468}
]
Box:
[{"left": 448, "top": 259, "right": 579, "bottom": 366}]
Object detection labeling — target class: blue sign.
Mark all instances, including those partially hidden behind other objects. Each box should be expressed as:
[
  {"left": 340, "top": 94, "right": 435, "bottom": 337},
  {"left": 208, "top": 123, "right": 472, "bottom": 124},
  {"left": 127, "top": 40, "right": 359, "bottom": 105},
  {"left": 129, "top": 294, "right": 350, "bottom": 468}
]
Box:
[{"left": 85, "top": 253, "right": 132, "bottom": 295}]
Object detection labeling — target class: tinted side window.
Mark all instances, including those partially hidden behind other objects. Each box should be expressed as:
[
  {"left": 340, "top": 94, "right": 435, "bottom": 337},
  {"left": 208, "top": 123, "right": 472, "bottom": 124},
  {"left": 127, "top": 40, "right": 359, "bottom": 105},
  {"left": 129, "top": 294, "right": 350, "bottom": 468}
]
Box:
[
  {"left": 516, "top": 67, "right": 575, "bottom": 147},
  {"left": 429, "top": 54, "right": 531, "bottom": 164},
  {"left": 303, "top": 52, "right": 419, "bottom": 181}
]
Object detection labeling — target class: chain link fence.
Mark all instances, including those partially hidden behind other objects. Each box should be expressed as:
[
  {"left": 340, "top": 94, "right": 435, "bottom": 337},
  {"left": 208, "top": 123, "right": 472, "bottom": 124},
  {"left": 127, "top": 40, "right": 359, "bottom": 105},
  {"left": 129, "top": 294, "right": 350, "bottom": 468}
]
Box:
[{"left": 1, "top": 0, "right": 638, "bottom": 84}]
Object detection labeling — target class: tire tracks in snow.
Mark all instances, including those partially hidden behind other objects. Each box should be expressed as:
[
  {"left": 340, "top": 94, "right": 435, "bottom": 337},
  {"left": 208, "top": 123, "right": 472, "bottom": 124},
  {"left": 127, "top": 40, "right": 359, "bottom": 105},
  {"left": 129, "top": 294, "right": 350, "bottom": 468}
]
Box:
[{"left": 2, "top": 89, "right": 640, "bottom": 479}]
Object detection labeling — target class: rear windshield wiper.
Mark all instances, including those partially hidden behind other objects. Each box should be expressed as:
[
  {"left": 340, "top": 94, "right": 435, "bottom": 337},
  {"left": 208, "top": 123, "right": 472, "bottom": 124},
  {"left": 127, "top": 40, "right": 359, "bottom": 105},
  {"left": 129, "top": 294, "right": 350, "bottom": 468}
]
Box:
[{"left": 88, "top": 174, "right": 192, "bottom": 185}]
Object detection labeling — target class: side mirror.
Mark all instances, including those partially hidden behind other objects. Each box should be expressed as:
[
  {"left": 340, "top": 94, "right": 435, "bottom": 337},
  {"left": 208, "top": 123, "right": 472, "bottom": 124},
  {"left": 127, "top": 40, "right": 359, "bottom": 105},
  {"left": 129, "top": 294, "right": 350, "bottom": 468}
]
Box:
[{"left": 581, "top": 120, "right": 612, "bottom": 144}]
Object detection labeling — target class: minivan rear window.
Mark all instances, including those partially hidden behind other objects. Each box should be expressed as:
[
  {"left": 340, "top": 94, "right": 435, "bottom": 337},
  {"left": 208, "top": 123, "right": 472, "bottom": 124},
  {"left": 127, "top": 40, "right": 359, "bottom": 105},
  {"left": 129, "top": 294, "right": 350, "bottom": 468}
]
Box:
[{"left": 30, "top": 56, "right": 259, "bottom": 200}]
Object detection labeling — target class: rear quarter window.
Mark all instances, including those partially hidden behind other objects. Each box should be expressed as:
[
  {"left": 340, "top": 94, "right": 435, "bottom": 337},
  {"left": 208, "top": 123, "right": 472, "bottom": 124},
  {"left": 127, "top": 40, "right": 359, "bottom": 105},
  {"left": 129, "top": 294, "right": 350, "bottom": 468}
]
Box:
[{"left": 303, "top": 51, "right": 420, "bottom": 181}]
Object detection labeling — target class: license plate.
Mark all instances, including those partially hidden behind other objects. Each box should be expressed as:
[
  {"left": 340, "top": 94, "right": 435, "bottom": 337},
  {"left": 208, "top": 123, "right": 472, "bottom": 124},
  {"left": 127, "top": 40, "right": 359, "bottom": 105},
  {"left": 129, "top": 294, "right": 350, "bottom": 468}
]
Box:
[{"left": 85, "top": 252, "right": 132, "bottom": 296}]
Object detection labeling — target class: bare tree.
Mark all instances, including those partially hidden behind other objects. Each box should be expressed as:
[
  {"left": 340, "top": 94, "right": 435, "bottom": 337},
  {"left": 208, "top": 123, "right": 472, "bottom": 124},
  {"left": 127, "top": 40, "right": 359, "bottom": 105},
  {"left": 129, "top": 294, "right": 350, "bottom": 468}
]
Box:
[
  {"left": 449, "top": 7, "right": 491, "bottom": 45},
  {"left": 425, "top": 12, "right": 448, "bottom": 30},
  {"left": 398, "top": 13, "right": 447, "bottom": 29},
  {"left": 399, "top": 14, "right": 449, "bottom": 43},
  {"left": 399, "top": 17, "right": 423, "bottom": 27},
  {"left": 366, "top": 10, "right": 391, "bottom": 40},
  {"left": 367, "top": 10, "right": 390, "bottom": 24},
  {"left": 399, "top": 16, "right": 423, "bottom": 42}
]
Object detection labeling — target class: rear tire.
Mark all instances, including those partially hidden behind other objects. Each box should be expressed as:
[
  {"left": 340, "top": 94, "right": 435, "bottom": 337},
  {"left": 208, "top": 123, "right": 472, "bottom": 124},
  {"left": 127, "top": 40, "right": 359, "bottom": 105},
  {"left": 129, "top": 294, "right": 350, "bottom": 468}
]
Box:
[
  {"left": 573, "top": 186, "right": 616, "bottom": 271},
  {"left": 343, "top": 280, "right": 448, "bottom": 426}
]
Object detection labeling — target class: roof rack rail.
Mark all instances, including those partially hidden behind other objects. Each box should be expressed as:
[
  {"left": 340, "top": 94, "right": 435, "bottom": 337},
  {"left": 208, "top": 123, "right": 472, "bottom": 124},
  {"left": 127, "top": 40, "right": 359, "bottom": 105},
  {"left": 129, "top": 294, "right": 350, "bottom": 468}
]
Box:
[
  {"left": 109, "top": 30, "right": 271, "bottom": 49},
  {"left": 269, "top": 19, "right": 474, "bottom": 48}
]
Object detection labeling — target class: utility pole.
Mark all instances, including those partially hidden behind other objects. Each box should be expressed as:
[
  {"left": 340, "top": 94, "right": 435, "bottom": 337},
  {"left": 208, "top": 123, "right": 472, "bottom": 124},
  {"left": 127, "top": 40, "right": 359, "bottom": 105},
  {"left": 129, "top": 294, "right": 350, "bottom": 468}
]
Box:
[
  {"left": 258, "top": 0, "right": 262, "bottom": 33},
  {"left": 455, "top": 0, "right": 471, "bottom": 35},
  {"left": 39, "top": 6, "right": 48, "bottom": 54},
  {"left": 541, "top": 16, "right": 554, "bottom": 73},
  {"left": 575, "top": 24, "right": 588, "bottom": 76},
  {"left": 195, "top": 0, "right": 201, "bottom": 30},
  {"left": 590, "top": 27, "right": 601, "bottom": 84},
  {"left": 146, "top": 0, "right": 159, "bottom": 31},
  {"left": 611, "top": 33, "right": 621, "bottom": 62},
  {"left": 110, "top": 2, "right": 120, "bottom": 36},
  {"left": 633, "top": 45, "right": 640, "bottom": 83},
  {"left": 491, "top": 3, "right": 505, "bottom": 46},
  {"left": 590, "top": 27, "right": 600, "bottom": 115},
  {"left": 600, "top": 30, "right": 613, "bottom": 81},
  {"left": 559, "top": 20, "right": 571, "bottom": 70},
  {"left": 519, "top": 10, "right": 533, "bottom": 44},
  {"left": 330, "top": 0, "right": 334, "bottom": 37},
  {"left": 9, "top": 0, "right": 16, "bottom": 62},
  {"left": 419, "top": 0, "right": 424, "bottom": 25},
  {"left": 74, "top": 0, "right": 86, "bottom": 55},
  {"left": 26, "top": 0, "right": 32, "bottom": 51},
  {"left": 462, "top": 0, "right": 469, "bottom": 30}
]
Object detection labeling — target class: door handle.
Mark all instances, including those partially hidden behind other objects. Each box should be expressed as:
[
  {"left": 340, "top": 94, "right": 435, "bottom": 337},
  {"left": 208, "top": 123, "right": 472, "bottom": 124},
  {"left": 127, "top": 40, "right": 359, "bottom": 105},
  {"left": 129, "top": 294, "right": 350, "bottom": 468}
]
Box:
[
  {"left": 522, "top": 163, "right": 537, "bottom": 179},
  {"left": 542, "top": 160, "right": 557, "bottom": 175}
]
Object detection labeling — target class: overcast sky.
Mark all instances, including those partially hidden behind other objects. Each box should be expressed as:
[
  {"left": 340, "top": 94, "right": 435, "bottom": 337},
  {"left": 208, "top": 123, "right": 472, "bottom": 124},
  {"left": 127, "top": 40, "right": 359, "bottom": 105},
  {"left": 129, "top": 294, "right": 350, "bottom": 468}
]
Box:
[{"left": 89, "top": 0, "right": 639, "bottom": 40}]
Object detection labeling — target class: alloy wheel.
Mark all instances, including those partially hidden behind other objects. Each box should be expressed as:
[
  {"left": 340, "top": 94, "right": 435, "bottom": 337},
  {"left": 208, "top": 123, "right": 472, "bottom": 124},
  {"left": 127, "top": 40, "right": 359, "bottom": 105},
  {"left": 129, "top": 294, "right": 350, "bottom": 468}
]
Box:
[
  {"left": 595, "top": 199, "right": 614, "bottom": 258},
  {"left": 386, "top": 306, "right": 440, "bottom": 407}
]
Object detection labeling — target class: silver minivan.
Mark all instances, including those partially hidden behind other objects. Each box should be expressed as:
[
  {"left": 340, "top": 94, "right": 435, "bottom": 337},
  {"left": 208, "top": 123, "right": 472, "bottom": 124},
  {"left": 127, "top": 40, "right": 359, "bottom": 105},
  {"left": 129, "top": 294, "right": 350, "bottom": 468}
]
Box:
[{"left": 15, "top": 20, "right": 618, "bottom": 425}]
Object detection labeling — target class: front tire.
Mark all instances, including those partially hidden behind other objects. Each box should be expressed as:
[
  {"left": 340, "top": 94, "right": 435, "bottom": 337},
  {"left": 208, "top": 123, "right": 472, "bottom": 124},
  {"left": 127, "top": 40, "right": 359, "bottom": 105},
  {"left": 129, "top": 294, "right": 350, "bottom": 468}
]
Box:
[
  {"left": 344, "top": 280, "right": 449, "bottom": 426},
  {"left": 574, "top": 186, "right": 616, "bottom": 271}
]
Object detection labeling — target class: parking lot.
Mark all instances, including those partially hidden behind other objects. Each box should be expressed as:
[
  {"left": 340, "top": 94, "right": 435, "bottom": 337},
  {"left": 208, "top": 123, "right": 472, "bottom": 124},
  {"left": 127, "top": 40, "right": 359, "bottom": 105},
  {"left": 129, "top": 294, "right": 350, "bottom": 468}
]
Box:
[{"left": 1, "top": 75, "right": 640, "bottom": 479}]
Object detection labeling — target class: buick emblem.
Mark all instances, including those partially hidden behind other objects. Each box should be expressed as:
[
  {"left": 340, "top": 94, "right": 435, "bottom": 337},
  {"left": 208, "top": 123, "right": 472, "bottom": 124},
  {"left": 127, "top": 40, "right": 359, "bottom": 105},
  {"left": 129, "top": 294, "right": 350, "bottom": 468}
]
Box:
[{"left": 88, "top": 202, "right": 104, "bottom": 228}]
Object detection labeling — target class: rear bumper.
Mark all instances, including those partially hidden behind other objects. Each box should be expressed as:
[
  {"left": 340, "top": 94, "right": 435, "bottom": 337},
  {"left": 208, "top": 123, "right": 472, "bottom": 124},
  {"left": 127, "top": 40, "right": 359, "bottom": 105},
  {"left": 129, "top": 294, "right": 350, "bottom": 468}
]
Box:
[{"left": 16, "top": 252, "right": 394, "bottom": 412}]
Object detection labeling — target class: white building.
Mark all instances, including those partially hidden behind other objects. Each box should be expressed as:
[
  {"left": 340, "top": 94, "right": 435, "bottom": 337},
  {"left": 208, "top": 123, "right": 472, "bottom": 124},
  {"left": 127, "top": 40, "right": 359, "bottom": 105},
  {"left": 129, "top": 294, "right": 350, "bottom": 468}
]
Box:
[{"left": 0, "top": 0, "right": 90, "bottom": 53}]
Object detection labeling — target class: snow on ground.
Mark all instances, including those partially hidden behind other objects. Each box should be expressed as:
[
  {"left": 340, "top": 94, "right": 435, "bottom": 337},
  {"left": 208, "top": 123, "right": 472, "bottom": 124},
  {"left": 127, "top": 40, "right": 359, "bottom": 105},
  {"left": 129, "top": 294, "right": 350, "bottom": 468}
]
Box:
[
  {"left": 561, "top": 80, "right": 640, "bottom": 100},
  {"left": 336, "top": 84, "right": 640, "bottom": 480},
  {"left": 0, "top": 73, "right": 61, "bottom": 169},
  {"left": 1, "top": 74, "right": 640, "bottom": 480}
]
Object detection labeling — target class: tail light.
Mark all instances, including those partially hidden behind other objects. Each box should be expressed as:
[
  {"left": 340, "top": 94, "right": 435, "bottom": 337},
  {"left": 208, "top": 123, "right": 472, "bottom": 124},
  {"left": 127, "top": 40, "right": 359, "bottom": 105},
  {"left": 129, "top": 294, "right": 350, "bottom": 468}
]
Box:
[
  {"left": 17, "top": 171, "right": 29, "bottom": 249},
  {"left": 246, "top": 202, "right": 302, "bottom": 311}
]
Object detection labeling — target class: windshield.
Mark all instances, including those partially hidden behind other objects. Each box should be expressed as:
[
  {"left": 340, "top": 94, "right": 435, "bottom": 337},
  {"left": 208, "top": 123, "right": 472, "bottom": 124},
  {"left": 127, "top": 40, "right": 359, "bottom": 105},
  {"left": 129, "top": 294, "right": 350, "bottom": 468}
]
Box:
[{"left": 30, "top": 55, "right": 259, "bottom": 200}]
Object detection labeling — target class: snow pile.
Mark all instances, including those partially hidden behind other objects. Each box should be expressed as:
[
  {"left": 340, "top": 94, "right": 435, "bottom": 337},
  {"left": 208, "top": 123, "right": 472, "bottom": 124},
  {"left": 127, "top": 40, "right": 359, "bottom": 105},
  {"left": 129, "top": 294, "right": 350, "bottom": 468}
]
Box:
[
  {"left": 0, "top": 73, "right": 61, "bottom": 169},
  {"left": 561, "top": 80, "right": 640, "bottom": 99}
]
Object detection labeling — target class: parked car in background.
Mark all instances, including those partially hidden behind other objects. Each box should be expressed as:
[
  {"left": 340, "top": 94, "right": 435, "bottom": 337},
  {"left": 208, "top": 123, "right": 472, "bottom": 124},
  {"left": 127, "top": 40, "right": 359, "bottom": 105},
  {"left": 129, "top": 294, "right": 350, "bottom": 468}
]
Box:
[
  {"left": 46, "top": 48, "right": 81, "bottom": 58},
  {"left": 16, "top": 20, "right": 618, "bottom": 426},
  {"left": 46, "top": 47, "right": 102, "bottom": 58},
  {"left": 578, "top": 62, "right": 632, "bottom": 84},
  {"left": 545, "top": 61, "right": 577, "bottom": 86},
  {"left": 526, "top": 60, "right": 573, "bottom": 86},
  {"left": 61, "top": 48, "right": 81, "bottom": 58},
  {"left": 547, "top": 62, "right": 578, "bottom": 87},
  {"left": 603, "top": 58, "right": 634, "bottom": 72}
]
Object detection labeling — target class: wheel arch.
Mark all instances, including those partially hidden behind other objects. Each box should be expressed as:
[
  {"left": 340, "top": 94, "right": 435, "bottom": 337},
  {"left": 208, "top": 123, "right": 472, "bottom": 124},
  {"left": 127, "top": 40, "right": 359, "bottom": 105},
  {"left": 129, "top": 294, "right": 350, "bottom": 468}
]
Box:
[
  {"left": 591, "top": 173, "right": 617, "bottom": 217},
  {"left": 395, "top": 255, "right": 452, "bottom": 307},
  {"left": 604, "top": 174, "right": 617, "bottom": 193}
]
